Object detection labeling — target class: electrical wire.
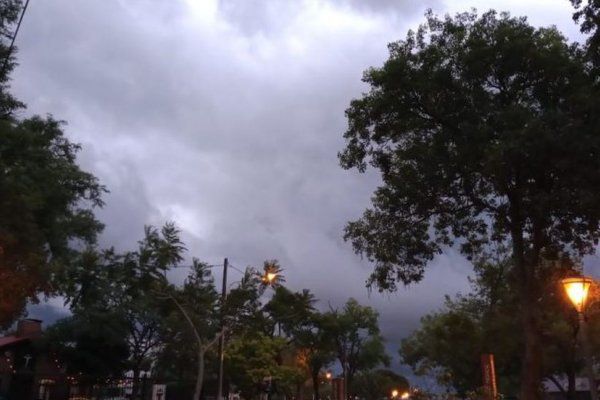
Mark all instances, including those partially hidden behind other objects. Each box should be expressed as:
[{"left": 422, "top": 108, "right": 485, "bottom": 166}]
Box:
[
  {"left": 0, "top": 0, "right": 30, "bottom": 78},
  {"left": 170, "top": 263, "right": 246, "bottom": 274}
]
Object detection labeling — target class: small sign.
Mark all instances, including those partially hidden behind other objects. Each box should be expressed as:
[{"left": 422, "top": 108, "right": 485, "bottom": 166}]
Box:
[{"left": 152, "top": 384, "right": 166, "bottom": 400}]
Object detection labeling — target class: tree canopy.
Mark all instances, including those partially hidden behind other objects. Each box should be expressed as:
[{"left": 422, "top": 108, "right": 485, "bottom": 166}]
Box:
[
  {"left": 322, "top": 298, "right": 389, "bottom": 397},
  {"left": 0, "top": 1, "right": 105, "bottom": 326},
  {"left": 339, "top": 9, "right": 600, "bottom": 398}
]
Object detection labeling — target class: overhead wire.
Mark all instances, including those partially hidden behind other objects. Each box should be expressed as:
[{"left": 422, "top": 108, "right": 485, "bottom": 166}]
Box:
[{"left": 0, "top": 0, "right": 30, "bottom": 78}]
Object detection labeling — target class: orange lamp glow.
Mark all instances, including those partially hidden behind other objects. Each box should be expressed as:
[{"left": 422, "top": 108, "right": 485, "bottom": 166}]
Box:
[
  {"left": 391, "top": 390, "right": 399, "bottom": 398},
  {"left": 562, "top": 277, "right": 593, "bottom": 313},
  {"left": 325, "top": 372, "right": 332, "bottom": 380},
  {"left": 401, "top": 393, "right": 410, "bottom": 400},
  {"left": 264, "top": 272, "right": 277, "bottom": 284}
]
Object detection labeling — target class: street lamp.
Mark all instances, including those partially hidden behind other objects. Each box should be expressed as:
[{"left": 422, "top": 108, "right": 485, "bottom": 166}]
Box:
[
  {"left": 391, "top": 389, "right": 408, "bottom": 400},
  {"left": 264, "top": 272, "right": 278, "bottom": 284},
  {"left": 561, "top": 276, "right": 597, "bottom": 400},
  {"left": 217, "top": 259, "right": 278, "bottom": 400}
]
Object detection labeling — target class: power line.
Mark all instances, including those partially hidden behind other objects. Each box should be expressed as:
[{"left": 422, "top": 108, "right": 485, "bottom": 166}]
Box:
[
  {"left": 170, "top": 263, "right": 223, "bottom": 269},
  {"left": 170, "top": 263, "right": 246, "bottom": 274},
  {"left": 0, "top": 0, "right": 30, "bottom": 78},
  {"left": 226, "top": 264, "right": 246, "bottom": 274}
]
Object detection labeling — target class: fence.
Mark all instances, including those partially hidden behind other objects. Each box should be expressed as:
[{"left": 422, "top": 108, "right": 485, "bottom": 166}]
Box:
[{"left": 9, "top": 375, "right": 196, "bottom": 400}]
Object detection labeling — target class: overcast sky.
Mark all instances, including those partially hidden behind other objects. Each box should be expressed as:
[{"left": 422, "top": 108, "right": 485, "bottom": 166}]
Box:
[{"left": 12, "top": 0, "right": 590, "bottom": 382}]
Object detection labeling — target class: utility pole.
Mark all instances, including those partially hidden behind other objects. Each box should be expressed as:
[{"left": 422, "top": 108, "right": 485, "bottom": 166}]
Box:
[{"left": 216, "top": 257, "right": 228, "bottom": 400}]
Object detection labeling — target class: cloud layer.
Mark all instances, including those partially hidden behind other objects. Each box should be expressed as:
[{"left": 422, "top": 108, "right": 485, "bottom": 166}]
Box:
[{"left": 13, "top": 0, "right": 585, "bottom": 374}]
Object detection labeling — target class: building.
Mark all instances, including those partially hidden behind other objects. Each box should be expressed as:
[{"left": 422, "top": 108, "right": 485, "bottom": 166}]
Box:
[
  {"left": 0, "top": 319, "right": 63, "bottom": 400},
  {"left": 543, "top": 376, "right": 599, "bottom": 400}
]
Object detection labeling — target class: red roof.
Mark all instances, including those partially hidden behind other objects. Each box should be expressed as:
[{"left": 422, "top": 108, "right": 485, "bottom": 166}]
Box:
[{"left": 0, "top": 335, "right": 29, "bottom": 348}]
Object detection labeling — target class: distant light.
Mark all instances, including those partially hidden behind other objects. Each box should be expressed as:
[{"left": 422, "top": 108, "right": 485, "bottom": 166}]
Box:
[
  {"left": 391, "top": 390, "right": 399, "bottom": 398},
  {"left": 401, "top": 393, "right": 410, "bottom": 400}
]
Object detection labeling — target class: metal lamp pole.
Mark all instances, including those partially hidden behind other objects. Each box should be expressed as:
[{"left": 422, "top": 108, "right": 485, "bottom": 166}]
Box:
[
  {"left": 215, "top": 259, "right": 277, "bottom": 400},
  {"left": 579, "top": 312, "right": 598, "bottom": 400},
  {"left": 216, "top": 258, "right": 228, "bottom": 400},
  {"left": 562, "top": 277, "right": 597, "bottom": 400}
]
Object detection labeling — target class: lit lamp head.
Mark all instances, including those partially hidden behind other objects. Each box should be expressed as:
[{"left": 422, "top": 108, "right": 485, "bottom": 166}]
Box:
[
  {"left": 325, "top": 372, "right": 332, "bottom": 380},
  {"left": 264, "top": 272, "right": 277, "bottom": 284},
  {"left": 561, "top": 276, "right": 593, "bottom": 313},
  {"left": 391, "top": 390, "right": 399, "bottom": 398}
]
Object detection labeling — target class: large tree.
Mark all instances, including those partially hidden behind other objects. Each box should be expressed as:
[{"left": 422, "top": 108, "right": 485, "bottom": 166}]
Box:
[
  {"left": 43, "top": 312, "right": 130, "bottom": 380},
  {"left": 322, "top": 298, "right": 389, "bottom": 399},
  {"left": 0, "top": 0, "right": 24, "bottom": 116},
  {"left": 0, "top": 0, "right": 105, "bottom": 326},
  {"left": 400, "top": 253, "right": 598, "bottom": 399},
  {"left": 400, "top": 255, "right": 522, "bottom": 396},
  {"left": 293, "top": 313, "right": 336, "bottom": 400},
  {"left": 154, "top": 261, "right": 220, "bottom": 400},
  {"left": 62, "top": 224, "right": 185, "bottom": 398},
  {"left": 571, "top": 0, "right": 600, "bottom": 64},
  {"left": 339, "top": 9, "right": 600, "bottom": 399}
]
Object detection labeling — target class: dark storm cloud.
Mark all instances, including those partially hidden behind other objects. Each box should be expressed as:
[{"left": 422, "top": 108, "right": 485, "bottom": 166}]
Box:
[
  {"left": 217, "top": 0, "right": 440, "bottom": 36},
  {"left": 333, "top": 0, "right": 442, "bottom": 15}
]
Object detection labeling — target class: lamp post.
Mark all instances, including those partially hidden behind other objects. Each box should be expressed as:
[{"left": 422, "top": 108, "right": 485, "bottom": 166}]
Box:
[
  {"left": 561, "top": 276, "right": 597, "bottom": 400},
  {"left": 324, "top": 371, "right": 333, "bottom": 400},
  {"left": 216, "top": 260, "right": 278, "bottom": 400},
  {"left": 216, "top": 258, "right": 229, "bottom": 400}
]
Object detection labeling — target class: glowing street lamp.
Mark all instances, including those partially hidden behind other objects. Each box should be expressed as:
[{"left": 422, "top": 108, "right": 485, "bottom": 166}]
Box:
[
  {"left": 391, "top": 390, "right": 399, "bottom": 399},
  {"left": 561, "top": 276, "right": 597, "bottom": 400},
  {"left": 401, "top": 393, "right": 410, "bottom": 400},
  {"left": 325, "top": 372, "right": 332, "bottom": 380},
  {"left": 264, "top": 272, "right": 278, "bottom": 284},
  {"left": 562, "top": 277, "right": 593, "bottom": 313}
]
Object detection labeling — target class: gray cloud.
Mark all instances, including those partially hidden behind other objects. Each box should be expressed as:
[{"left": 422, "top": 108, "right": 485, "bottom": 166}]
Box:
[{"left": 10, "top": 0, "right": 586, "bottom": 382}]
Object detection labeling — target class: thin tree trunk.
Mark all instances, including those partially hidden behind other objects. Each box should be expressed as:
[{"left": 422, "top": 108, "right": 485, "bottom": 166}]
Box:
[
  {"left": 132, "top": 365, "right": 140, "bottom": 400},
  {"left": 195, "top": 349, "right": 205, "bottom": 400},
  {"left": 296, "top": 381, "right": 303, "bottom": 400},
  {"left": 510, "top": 195, "right": 542, "bottom": 400},
  {"left": 312, "top": 371, "right": 321, "bottom": 400},
  {"left": 568, "top": 370, "right": 576, "bottom": 400},
  {"left": 521, "top": 295, "right": 542, "bottom": 400},
  {"left": 164, "top": 292, "right": 220, "bottom": 400}
]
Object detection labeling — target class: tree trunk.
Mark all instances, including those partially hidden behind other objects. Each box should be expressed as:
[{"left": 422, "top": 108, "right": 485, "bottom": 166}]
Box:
[
  {"left": 296, "top": 381, "right": 304, "bottom": 400},
  {"left": 519, "top": 273, "right": 542, "bottom": 400},
  {"left": 312, "top": 371, "right": 321, "bottom": 400},
  {"left": 509, "top": 196, "right": 543, "bottom": 400},
  {"left": 194, "top": 349, "right": 205, "bottom": 400},
  {"left": 132, "top": 365, "right": 140, "bottom": 400},
  {"left": 568, "top": 369, "right": 576, "bottom": 400}
]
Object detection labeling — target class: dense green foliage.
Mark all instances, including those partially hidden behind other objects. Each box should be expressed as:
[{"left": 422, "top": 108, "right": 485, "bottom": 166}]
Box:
[
  {"left": 0, "top": 0, "right": 105, "bottom": 327},
  {"left": 339, "top": 8, "right": 600, "bottom": 398},
  {"left": 40, "top": 224, "right": 396, "bottom": 400},
  {"left": 43, "top": 311, "right": 130, "bottom": 380},
  {"left": 322, "top": 298, "right": 390, "bottom": 396},
  {"left": 571, "top": 0, "right": 600, "bottom": 63},
  {"left": 350, "top": 369, "right": 409, "bottom": 400},
  {"left": 399, "top": 252, "right": 600, "bottom": 398}
]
